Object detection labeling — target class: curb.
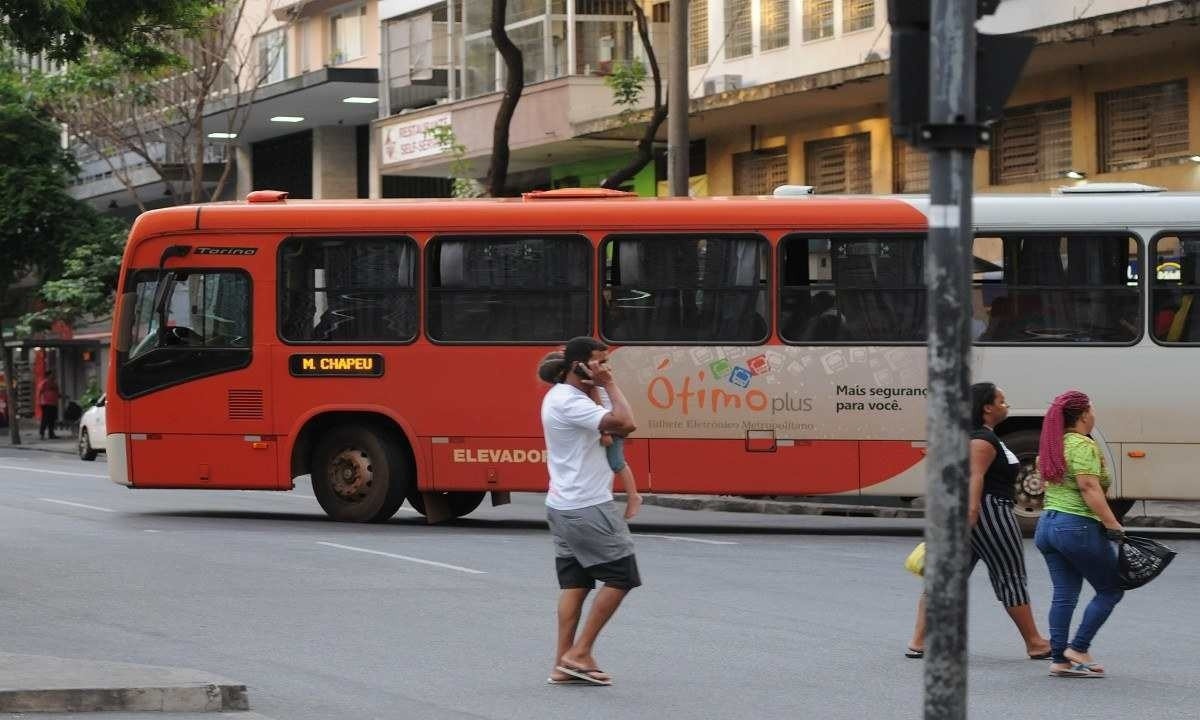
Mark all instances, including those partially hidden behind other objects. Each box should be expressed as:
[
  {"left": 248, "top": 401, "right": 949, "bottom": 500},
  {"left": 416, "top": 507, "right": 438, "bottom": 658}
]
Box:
[
  {"left": 2, "top": 443, "right": 79, "bottom": 457},
  {"left": 637, "top": 494, "right": 1200, "bottom": 528},
  {"left": 0, "top": 684, "right": 248, "bottom": 713},
  {"left": 0, "top": 653, "right": 248, "bottom": 714},
  {"left": 639, "top": 494, "right": 923, "bottom": 518}
]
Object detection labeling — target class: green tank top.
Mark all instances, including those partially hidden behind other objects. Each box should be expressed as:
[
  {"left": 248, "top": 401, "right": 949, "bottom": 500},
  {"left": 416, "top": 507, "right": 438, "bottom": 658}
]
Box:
[{"left": 1044, "top": 432, "right": 1110, "bottom": 521}]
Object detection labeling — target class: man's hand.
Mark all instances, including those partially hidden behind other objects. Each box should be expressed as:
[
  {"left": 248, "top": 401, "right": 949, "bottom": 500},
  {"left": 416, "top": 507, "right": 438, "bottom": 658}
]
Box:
[{"left": 586, "top": 360, "right": 615, "bottom": 387}]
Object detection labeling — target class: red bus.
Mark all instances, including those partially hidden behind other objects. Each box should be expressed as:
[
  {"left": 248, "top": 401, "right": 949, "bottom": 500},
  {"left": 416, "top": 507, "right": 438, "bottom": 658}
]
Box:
[{"left": 106, "top": 187, "right": 1200, "bottom": 525}]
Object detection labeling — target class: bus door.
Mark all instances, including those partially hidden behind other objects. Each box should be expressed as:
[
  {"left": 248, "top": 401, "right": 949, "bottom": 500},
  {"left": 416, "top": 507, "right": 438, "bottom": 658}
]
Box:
[{"left": 116, "top": 258, "right": 278, "bottom": 489}]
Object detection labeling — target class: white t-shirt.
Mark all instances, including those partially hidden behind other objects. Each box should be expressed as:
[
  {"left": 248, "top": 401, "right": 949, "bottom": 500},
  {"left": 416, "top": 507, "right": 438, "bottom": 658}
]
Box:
[{"left": 541, "top": 383, "right": 612, "bottom": 510}]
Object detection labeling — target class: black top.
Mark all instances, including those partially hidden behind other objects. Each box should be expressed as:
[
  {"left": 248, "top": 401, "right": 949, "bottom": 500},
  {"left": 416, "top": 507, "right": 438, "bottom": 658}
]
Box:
[{"left": 971, "top": 427, "right": 1018, "bottom": 502}]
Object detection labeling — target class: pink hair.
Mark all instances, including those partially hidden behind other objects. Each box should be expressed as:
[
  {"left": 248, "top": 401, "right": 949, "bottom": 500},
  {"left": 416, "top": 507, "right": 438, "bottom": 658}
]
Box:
[{"left": 1038, "top": 390, "right": 1091, "bottom": 483}]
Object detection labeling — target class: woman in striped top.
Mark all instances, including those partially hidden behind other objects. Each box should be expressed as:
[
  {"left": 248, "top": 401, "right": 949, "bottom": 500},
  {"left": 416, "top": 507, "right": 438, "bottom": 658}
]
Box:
[{"left": 905, "top": 382, "right": 1051, "bottom": 659}]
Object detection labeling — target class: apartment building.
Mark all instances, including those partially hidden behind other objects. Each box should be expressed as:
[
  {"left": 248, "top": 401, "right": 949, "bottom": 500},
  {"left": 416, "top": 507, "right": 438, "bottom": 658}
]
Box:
[
  {"left": 376, "top": 0, "right": 1200, "bottom": 198},
  {"left": 579, "top": 0, "right": 1200, "bottom": 196}
]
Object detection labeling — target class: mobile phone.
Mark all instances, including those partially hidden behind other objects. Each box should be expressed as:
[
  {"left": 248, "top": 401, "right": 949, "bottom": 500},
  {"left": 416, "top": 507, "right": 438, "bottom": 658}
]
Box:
[{"left": 572, "top": 362, "right": 591, "bottom": 379}]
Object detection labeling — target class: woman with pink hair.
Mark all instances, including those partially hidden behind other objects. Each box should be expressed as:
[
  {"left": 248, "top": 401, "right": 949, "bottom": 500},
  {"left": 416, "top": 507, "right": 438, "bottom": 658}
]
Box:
[{"left": 1033, "top": 390, "right": 1125, "bottom": 678}]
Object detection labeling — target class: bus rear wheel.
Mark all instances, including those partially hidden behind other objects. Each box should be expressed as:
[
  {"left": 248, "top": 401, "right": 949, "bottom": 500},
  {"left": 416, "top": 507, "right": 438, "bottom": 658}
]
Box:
[
  {"left": 406, "top": 490, "right": 486, "bottom": 520},
  {"left": 1003, "top": 429, "right": 1044, "bottom": 535},
  {"left": 311, "top": 424, "right": 410, "bottom": 523}
]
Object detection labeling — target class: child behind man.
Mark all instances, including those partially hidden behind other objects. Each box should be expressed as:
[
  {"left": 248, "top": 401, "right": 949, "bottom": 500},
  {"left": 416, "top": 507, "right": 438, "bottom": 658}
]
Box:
[{"left": 538, "top": 351, "right": 642, "bottom": 519}]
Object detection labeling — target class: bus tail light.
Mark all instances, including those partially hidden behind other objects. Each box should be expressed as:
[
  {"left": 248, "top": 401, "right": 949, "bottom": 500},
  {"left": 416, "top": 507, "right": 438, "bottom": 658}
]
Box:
[{"left": 1127, "top": 450, "right": 1146, "bottom": 458}]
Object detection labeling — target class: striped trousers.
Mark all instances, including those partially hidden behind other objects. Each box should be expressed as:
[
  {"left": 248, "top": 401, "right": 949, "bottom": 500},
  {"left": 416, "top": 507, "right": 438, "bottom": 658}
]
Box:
[{"left": 969, "top": 494, "right": 1031, "bottom": 607}]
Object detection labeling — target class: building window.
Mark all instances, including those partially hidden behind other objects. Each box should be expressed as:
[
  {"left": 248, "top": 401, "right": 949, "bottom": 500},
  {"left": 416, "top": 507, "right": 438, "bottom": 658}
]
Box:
[
  {"left": 843, "top": 0, "right": 874, "bottom": 33},
  {"left": 602, "top": 234, "right": 770, "bottom": 343},
  {"left": 805, "top": 133, "right": 872, "bottom": 194},
  {"left": 734, "top": 147, "right": 789, "bottom": 195},
  {"left": 780, "top": 235, "right": 926, "bottom": 343},
  {"left": 689, "top": 0, "right": 708, "bottom": 66},
  {"left": 1098, "top": 79, "right": 1190, "bottom": 173},
  {"left": 893, "top": 140, "right": 929, "bottom": 193},
  {"left": 1151, "top": 234, "right": 1200, "bottom": 344},
  {"left": 803, "top": 0, "right": 834, "bottom": 41},
  {"left": 279, "top": 237, "right": 418, "bottom": 343},
  {"left": 760, "top": 0, "right": 789, "bottom": 51},
  {"left": 988, "top": 99, "right": 1071, "bottom": 185},
  {"left": 256, "top": 28, "right": 287, "bottom": 85},
  {"left": 724, "top": 0, "right": 752, "bottom": 58},
  {"left": 652, "top": 1, "right": 670, "bottom": 23},
  {"left": 427, "top": 235, "right": 591, "bottom": 343},
  {"left": 972, "top": 234, "right": 1140, "bottom": 344},
  {"left": 330, "top": 4, "right": 366, "bottom": 64}
]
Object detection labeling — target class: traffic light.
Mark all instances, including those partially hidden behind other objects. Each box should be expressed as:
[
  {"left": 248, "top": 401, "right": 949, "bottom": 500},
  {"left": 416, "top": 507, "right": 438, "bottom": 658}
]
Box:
[{"left": 888, "top": 0, "right": 1035, "bottom": 146}]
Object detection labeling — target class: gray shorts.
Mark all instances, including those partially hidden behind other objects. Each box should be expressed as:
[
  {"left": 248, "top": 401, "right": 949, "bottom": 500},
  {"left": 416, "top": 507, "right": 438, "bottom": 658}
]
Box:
[{"left": 546, "top": 501, "right": 636, "bottom": 568}]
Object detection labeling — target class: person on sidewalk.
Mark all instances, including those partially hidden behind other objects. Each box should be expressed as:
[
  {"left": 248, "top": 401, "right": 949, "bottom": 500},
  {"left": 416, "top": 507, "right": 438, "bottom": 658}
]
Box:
[
  {"left": 905, "top": 382, "right": 1051, "bottom": 660},
  {"left": 1034, "top": 390, "right": 1125, "bottom": 678},
  {"left": 539, "top": 337, "right": 640, "bottom": 686},
  {"left": 36, "top": 370, "right": 61, "bottom": 440},
  {"left": 538, "top": 350, "right": 642, "bottom": 520}
]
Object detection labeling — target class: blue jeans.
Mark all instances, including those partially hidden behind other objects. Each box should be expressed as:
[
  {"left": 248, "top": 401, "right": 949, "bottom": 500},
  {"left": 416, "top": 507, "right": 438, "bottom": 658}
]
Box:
[
  {"left": 1034, "top": 510, "right": 1124, "bottom": 664},
  {"left": 605, "top": 435, "right": 626, "bottom": 473}
]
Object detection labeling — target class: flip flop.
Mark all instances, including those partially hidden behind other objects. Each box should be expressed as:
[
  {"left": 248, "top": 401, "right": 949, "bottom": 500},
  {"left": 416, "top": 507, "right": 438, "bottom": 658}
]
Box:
[
  {"left": 1049, "top": 663, "right": 1104, "bottom": 678},
  {"left": 555, "top": 665, "right": 612, "bottom": 686},
  {"left": 905, "top": 647, "right": 924, "bottom": 659},
  {"left": 1028, "top": 650, "right": 1052, "bottom": 660},
  {"left": 547, "top": 676, "right": 593, "bottom": 685}
]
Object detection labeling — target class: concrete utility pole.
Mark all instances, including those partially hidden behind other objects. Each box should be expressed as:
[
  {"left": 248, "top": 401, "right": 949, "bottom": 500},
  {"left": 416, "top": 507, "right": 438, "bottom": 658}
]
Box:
[
  {"left": 922, "top": 0, "right": 975, "bottom": 717},
  {"left": 667, "top": 0, "right": 689, "bottom": 196}
]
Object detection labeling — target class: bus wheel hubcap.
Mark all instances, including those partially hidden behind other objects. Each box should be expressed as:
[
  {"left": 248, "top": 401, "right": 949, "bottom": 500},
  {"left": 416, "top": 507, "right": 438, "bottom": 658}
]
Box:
[
  {"left": 1015, "top": 463, "right": 1044, "bottom": 512},
  {"left": 328, "top": 449, "right": 373, "bottom": 501}
]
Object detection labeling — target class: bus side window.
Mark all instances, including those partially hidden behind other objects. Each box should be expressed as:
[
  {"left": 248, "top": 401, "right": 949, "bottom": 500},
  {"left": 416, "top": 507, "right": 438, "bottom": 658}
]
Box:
[
  {"left": 601, "top": 234, "right": 769, "bottom": 344},
  {"left": 779, "top": 234, "right": 925, "bottom": 344},
  {"left": 426, "top": 235, "right": 591, "bottom": 343},
  {"left": 1152, "top": 234, "right": 1200, "bottom": 344},
  {"left": 973, "top": 234, "right": 1140, "bottom": 344},
  {"left": 278, "top": 236, "right": 418, "bottom": 344}
]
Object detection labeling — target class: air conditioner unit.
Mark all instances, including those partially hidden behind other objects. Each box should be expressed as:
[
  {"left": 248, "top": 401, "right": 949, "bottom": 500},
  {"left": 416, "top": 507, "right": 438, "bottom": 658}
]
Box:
[{"left": 703, "top": 74, "right": 742, "bottom": 95}]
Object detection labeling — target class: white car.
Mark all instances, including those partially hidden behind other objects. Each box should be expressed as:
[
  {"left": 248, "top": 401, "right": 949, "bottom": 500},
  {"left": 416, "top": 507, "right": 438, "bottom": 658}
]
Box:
[{"left": 78, "top": 395, "right": 107, "bottom": 461}]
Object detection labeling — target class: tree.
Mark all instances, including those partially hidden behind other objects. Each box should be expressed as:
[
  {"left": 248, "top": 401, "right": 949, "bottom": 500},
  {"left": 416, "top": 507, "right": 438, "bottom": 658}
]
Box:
[
  {"left": 32, "top": 0, "right": 274, "bottom": 210},
  {"left": 600, "top": 0, "right": 668, "bottom": 191},
  {"left": 0, "top": 0, "right": 219, "bottom": 66},
  {"left": 485, "top": 0, "right": 524, "bottom": 197},
  {"left": 0, "top": 64, "right": 103, "bottom": 443}
]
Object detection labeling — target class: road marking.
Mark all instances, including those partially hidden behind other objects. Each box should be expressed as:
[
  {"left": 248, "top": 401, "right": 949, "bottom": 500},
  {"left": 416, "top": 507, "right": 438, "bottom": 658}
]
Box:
[
  {"left": 38, "top": 498, "right": 115, "bottom": 513},
  {"left": 316, "top": 541, "right": 486, "bottom": 574},
  {"left": 632, "top": 533, "right": 738, "bottom": 546},
  {"left": 0, "top": 464, "right": 108, "bottom": 479}
]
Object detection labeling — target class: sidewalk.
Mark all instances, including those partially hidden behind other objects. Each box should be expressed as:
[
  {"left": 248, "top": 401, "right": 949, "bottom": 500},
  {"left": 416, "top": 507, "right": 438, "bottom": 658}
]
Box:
[
  {"left": 637, "top": 494, "right": 1200, "bottom": 529},
  {"left": 1, "top": 428, "right": 79, "bottom": 456},
  {"left": 0, "top": 653, "right": 247, "bottom": 713}
]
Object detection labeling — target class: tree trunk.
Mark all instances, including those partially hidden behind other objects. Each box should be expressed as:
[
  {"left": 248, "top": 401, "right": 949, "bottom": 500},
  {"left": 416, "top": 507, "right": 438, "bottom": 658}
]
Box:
[
  {"left": 601, "top": 0, "right": 667, "bottom": 191},
  {"left": 485, "top": 0, "right": 524, "bottom": 197},
  {"left": 191, "top": 98, "right": 206, "bottom": 204},
  {"left": 2, "top": 342, "right": 21, "bottom": 445}
]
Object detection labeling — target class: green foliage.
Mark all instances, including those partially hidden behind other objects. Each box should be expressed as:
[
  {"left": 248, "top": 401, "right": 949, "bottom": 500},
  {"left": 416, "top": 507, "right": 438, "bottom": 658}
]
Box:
[
  {"left": 0, "top": 63, "right": 126, "bottom": 333},
  {"left": 604, "top": 60, "right": 647, "bottom": 122},
  {"left": 0, "top": 0, "right": 220, "bottom": 67},
  {"left": 427, "top": 124, "right": 483, "bottom": 199},
  {"left": 0, "top": 65, "right": 78, "bottom": 298},
  {"left": 79, "top": 381, "right": 103, "bottom": 409}
]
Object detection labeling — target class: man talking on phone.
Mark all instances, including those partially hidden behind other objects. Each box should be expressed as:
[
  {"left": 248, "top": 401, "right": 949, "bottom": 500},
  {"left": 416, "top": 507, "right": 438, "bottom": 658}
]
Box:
[{"left": 541, "top": 336, "right": 640, "bottom": 687}]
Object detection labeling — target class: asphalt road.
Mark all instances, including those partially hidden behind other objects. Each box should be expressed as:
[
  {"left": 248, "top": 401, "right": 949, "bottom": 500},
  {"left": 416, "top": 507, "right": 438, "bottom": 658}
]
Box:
[{"left": 2, "top": 448, "right": 1197, "bottom": 720}]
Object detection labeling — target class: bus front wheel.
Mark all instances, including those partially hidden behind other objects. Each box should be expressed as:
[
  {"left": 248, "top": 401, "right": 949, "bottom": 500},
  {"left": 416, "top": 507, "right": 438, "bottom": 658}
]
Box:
[
  {"left": 311, "top": 424, "right": 411, "bottom": 523},
  {"left": 406, "top": 490, "right": 486, "bottom": 521}
]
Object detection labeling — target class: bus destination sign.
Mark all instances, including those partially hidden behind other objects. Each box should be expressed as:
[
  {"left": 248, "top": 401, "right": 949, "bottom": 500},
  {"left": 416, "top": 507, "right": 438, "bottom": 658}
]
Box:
[{"left": 289, "top": 354, "right": 384, "bottom": 377}]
